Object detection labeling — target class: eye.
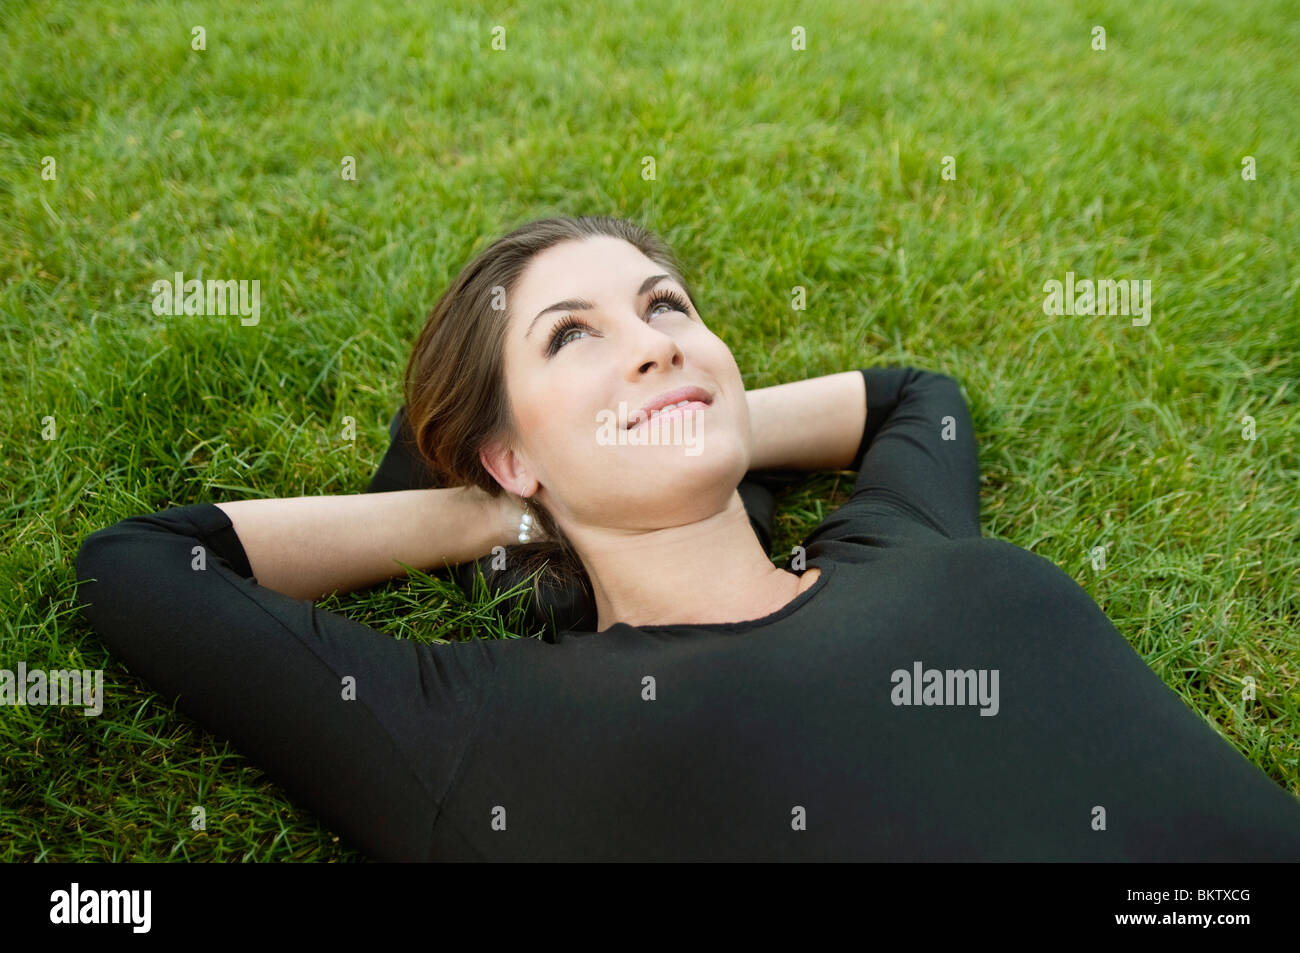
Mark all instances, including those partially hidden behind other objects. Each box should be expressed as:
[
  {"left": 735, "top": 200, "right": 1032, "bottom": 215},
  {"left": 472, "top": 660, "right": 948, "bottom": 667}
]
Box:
[
  {"left": 545, "top": 288, "right": 693, "bottom": 356},
  {"left": 646, "top": 288, "right": 692, "bottom": 318},
  {"left": 547, "top": 315, "right": 588, "bottom": 353}
]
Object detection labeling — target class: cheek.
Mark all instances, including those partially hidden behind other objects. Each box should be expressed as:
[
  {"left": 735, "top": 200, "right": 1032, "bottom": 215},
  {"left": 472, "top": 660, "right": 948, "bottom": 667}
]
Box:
[
  {"left": 532, "top": 396, "right": 599, "bottom": 460},
  {"left": 697, "top": 331, "right": 737, "bottom": 371}
]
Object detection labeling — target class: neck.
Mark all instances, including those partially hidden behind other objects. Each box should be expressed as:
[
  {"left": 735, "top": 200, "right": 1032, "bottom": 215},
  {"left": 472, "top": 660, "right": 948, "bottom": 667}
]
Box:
[{"left": 564, "top": 490, "right": 804, "bottom": 631}]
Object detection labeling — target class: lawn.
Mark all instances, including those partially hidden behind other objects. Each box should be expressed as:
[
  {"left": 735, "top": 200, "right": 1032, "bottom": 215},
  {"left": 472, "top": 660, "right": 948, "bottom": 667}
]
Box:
[{"left": 1, "top": 0, "right": 1297, "bottom": 861}]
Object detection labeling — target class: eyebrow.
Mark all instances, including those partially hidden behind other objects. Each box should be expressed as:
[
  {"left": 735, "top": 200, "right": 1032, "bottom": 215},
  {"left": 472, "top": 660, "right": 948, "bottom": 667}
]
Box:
[{"left": 525, "top": 274, "right": 673, "bottom": 340}]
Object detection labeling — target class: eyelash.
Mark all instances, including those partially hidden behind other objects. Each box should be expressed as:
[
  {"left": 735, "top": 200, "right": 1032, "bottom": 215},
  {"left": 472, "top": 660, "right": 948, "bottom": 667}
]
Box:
[{"left": 546, "top": 289, "right": 692, "bottom": 355}]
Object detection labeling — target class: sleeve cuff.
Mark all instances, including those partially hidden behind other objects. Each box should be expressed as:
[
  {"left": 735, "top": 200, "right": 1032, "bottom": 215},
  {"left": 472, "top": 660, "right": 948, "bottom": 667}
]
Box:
[
  {"left": 851, "top": 367, "right": 911, "bottom": 471},
  {"left": 155, "top": 502, "right": 257, "bottom": 581}
]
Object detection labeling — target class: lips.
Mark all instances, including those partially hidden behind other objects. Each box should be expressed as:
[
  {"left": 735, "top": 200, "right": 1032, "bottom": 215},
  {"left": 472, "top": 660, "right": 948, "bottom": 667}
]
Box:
[{"left": 626, "top": 385, "right": 713, "bottom": 430}]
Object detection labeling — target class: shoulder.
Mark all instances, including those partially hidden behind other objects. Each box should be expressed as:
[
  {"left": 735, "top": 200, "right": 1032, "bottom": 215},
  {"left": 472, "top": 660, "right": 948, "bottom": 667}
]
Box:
[{"left": 813, "top": 534, "right": 1092, "bottom": 603}]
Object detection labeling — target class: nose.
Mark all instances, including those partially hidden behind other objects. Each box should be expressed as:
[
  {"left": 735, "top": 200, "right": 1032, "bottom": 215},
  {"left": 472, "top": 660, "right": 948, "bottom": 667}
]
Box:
[{"left": 625, "top": 311, "right": 685, "bottom": 376}]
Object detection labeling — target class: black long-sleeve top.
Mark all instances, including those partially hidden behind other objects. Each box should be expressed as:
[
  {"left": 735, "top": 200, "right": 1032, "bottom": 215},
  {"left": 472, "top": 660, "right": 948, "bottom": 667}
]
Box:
[{"left": 74, "top": 367, "right": 1300, "bottom": 860}]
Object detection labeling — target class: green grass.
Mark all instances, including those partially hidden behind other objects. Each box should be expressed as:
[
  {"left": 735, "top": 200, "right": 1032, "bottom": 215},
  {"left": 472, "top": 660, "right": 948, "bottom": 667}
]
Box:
[{"left": 2, "top": 0, "right": 1297, "bottom": 861}]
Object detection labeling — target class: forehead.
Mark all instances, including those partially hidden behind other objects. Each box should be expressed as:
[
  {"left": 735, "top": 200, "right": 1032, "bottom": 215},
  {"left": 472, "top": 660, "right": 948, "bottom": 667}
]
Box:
[{"left": 510, "top": 236, "right": 661, "bottom": 317}]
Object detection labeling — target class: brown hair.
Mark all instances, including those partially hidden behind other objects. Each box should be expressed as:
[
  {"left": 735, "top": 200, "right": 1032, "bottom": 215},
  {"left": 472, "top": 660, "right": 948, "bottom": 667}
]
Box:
[{"left": 402, "top": 215, "right": 698, "bottom": 631}]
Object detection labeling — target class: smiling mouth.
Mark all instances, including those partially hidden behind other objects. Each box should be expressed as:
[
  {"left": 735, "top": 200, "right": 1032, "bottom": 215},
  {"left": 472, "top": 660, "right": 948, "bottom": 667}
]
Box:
[{"left": 628, "top": 400, "right": 710, "bottom": 430}]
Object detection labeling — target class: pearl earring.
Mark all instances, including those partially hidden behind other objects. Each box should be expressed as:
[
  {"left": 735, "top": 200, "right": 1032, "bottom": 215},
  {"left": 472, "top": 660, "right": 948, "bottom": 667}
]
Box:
[{"left": 518, "top": 494, "right": 534, "bottom": 543}]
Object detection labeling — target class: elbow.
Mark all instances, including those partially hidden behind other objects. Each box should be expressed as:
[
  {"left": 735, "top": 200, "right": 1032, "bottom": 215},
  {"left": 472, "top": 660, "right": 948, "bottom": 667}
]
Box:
[
  {"left": 74, "top": 524, "right": 127, "bottom": 627},
  {"left": 917, "top": 367, "right": 961, "bottom": 390},
  {"left": 76, "top": 525, "right": 114, "bottom": 589},
  {"left": 921, "top": 369, "right": 970, "bottom": 409},
  {"left": 74, "top": 518, "right": 155, "bottom": 630},
  {"left": 75, "top": 521, "right": 132, "bottom": 588}
]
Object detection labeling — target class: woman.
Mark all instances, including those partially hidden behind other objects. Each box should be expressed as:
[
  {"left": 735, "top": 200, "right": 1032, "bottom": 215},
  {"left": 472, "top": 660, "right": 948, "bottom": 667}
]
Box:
[{"left": 76, "top": 215, "right": 1300, "bottom": 861}]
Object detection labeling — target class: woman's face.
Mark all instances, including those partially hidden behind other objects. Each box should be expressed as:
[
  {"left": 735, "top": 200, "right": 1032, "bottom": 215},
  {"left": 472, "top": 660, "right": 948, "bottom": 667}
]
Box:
[{"left": 485, "top": 235, "right": 753, "bottom": 534}]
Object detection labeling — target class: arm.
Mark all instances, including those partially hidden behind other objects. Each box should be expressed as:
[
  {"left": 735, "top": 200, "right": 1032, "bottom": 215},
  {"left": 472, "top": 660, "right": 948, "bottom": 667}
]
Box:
[
  {"left": 763, "top": 366, "right": 981, "bottom": 543},
  {"left": 74, "top": 502, "right": 491, "bottom": 860},
  {"left": 215, "top": 485, "right": 517, "bottom": 601},
  {"left": 843, "top": 367, "right": 981, "bottom": 539},
  {"left": 744, "top": 370, "right": 867, "bottom": 472}
]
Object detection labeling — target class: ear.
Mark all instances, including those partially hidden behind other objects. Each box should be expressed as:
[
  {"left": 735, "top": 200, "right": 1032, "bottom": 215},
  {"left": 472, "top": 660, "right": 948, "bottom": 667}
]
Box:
[{"left": 479, "top": 436, "right": 535, "bottom": 498}]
